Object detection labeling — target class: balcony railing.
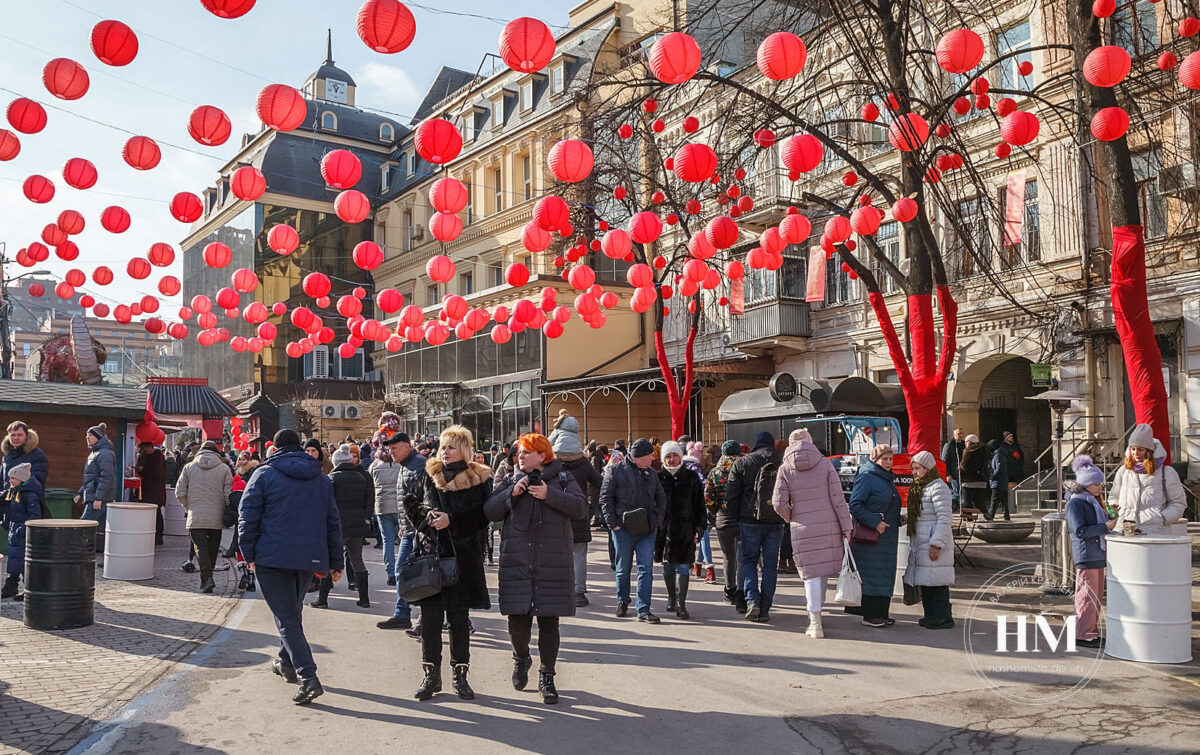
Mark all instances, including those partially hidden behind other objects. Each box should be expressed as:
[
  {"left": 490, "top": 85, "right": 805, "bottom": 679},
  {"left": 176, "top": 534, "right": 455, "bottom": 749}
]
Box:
[{"left": 729, "top": 299, "right": 811, "bottom": 346}]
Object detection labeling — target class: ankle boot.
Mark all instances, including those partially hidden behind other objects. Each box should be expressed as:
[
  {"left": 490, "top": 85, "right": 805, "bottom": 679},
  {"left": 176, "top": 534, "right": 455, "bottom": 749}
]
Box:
[
  {"left": 806, "top": 611, "right": 824, "bottom": 638},
  {"left": 308, "top": 576, "right": 332, "bottom": 608},
  {"left": 676, "top": 573, "right": 690, "bottom": 620},
  {"left": 451, "top": 663, "right": 475, "bottom": 700},
  {"left": 1, "top": 573, "right": 19, "bottom": 599},
  {"left": 734, "top": 590, "right": 747, "bottom": 614},
  {"left": 723, "top": 586, "right": 736, "bottom": 605},
  {"left": 347, "top": 571, "right": 357, "bottom": 591},
  {"left": 538, "top": 671, "right": 559, "bottom": 704},
  {"left": 512, "top": 654, "right": 533, "bottom": 691},
  {"left": 664, "top": 569, "right": 678, "bottom": 613},
  {"left": 355, "top": 571, "right": 370, "bottom": 608},
  {"left": 415, "top": 663, "right": 441, "bottom": 700},
  {"left": 704, "top": 566, "right": 716, "bottom": 583}
]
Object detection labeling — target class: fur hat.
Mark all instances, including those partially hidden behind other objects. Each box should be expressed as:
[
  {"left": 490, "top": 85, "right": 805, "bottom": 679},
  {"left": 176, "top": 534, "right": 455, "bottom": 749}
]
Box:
[
  {"left": 1127, "top": 423, "right": 1155, "bottom": 451},
  {"left": 8, "top": 462, "right": 31, "bottom": 483},
  {"left": 1071, "top": 455, "right": 1105, "bottom": 487},
  {"left": 332, "top": 445, "right": 354, "bottom": 466},
  {"left": 660, "top": 441, "right": 685, "bottom": 460},
  {"left": 911, "top": 450, "right": 936, "bottom": 471}
]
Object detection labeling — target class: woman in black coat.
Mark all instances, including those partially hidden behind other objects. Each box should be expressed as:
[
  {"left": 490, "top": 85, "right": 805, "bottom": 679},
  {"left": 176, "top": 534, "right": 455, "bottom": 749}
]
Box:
[
  {"left": 656, "top": 441, "right": 707, "bottom": 620},
  {"left": 311, "top": 445, "right": 374, "bottom": 610},
  {"left": 485, "top": 434, "right": 587, "bottom": 704},
  {"left": 403, "top": 425, "right": 492, "bottom": 702}
]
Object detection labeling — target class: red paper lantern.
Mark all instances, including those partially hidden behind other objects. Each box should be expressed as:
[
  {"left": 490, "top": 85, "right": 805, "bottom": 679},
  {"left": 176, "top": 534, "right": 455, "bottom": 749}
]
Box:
[
  {"left": 272, "top": 302, "right": 287, "bottom": 316},
  {"left": 652, "top": 119, "right": 665, "bottom": 133},
  {"left": 1090, "top": 106, "right": 1129, "bottom": 141},
  {"left": 779, "top": 213, "right": 811, "bottom": 243},
  {"left": 628, "top": 212, "right": 663, "bottom": 244},
  {"left": 935, "top": 29, "right": 985, "bottom": 74},
  {"left": 64, "top": 269, "right": 86, "bottom": 287},
  {"left": 188, "top": 105, "right": 231, "bottom": 146},
  {"left": 232, "top": 267, "right": 259, "bottom": 293},
  {"left": 93, "top": 266, "right": 113, "bottom": 285},
  {"left": 168, "top": 323, "right": 188, "bottom": 340},
  {"left": 91, "top": 20, "right": 138, "bottom": 66},
  {"left": 243, "top": 302, "right": 269, "bottom": 324},
  {"left": 320, "top": 149, "right": 363, "bottom": 189},
  {"left": 682, "top": 116, "right": 700, "bottom": 133},
  {"left": 617, "top": 123, "right": 633, "bottom": 139},
  {"left": 1000, "top": 111, "right": 1040, "bottom": 146},
  {"left": 192, "top": 295, "right": 213, "bottom": 313},
  {"left": 970, "top": 77, "right": 989, "bottom": 95},
  {"left": 1083, "top": 46, "right": 1131, "bottom": 88},
  {"left": 140, "top": 295, "right": 160, "bottom": 313},
  {"left": 601, "top": 229, "right": 632, "bottom": 260},
  {"left": 335, "top": 190, "right": 371, "bottom": 223},
  {"left": 522, "top": 222, "right": 552, "bottom": 253},
  {"left": 430, "top": 212, "right": 463, "bottom": 242},
  {"left": 123, "top": 136, "right": 160, "bottom": 170},
  {"left": 171, "top": 192, "right": 203, "bottom": 223},
  {"left": 505, "top": 263, "right": 531, "bottom": 287},
  {"left": 996, "top": 97, "right": 1017, "bottom": 117},
  {"left": 705, "top": 216, "right": 739, "bottom": 250},
  {"left": 148, "top": 242, "right": 175, "bottom": 267},
  {"left": 55, "top": 282, "right": 75, "bottom": 300},
  {"left": 547, "top": 139, "right": 594, "bottom": 183},
  {"left": 888, "top": 113, "right": 929, "bottom": 152},
  {"left": 414, "top": 118, "right": 462, "bottom": 164},
  {"left": 302, "top": 272, "right": 331, "bottom": 299},
  {"left": 1181, "top": 17, "right": 1200, "bottom": 37},
  {"left": 649, "top": 32, "right": 702, "bottom": 84},
  {"left": 429, "top": 177, "right": 468, "bottom": 213},
  {"left": 0, "top": 129, "right": 19, "bottom": 161},
  {"left": 568, "top": 265, "right": 596, "bottom": 291},
  {"left": 204, "top": 241, "right": 232, "bottom": 268},
  {"left": 158, "top": 276, "right": 180, "bottom": 296},
  {"left": 754, "top": 129, "right": 776, "bottom": 148},
  {"left": 357, "top": 0, "right": 416, "bottom": 54},
  {"left": 500, "top": 17, "right": 555, "bottom": 73},
  {"left": 850, "top": 206, "right": 883, "bottom": 236},
  {"left": 256, "top": 83, "right": 307, "bottom": 131},
  {"left": 1093, "top": 0, "right": 1115, "bottom": 18},
  {"left": 202, "top": 0, "right": 257, "bottom": 18},
  {"left": 427, "top": 255, "right": 455, "bottom": 282},
  {"left": 127, "top": 257, "right": 151, "bottom": 279},
  {"left": 376, "top": 288, "right": 404, "bottom": 313},
  {"left": 93, "top": 303, "right": 109, "bottom": 318},
  {"left": 995, "top": 142, "right": 1012, "bottom": 158},
  {"left": 952, "top": 97, "right": 971, "bottom": 115},
  {"left": 257, "top": 322, "right": 277, "bottom": 341},
  {"left": 28, "top": 283, "right": 44, "bottom": 298},
  {"left": 673, "top": 143, "right": 718, "bottom": 183},
  {"left": 57, "top": 210, "right": 84, "bottom": 235},
  {"left": 101, "top": 206, "right": 130, "bottom": 233},
  {"left": 1018, "top": 61, "right": 1033, "bottom": 76},
  {"left": 267, "top": 224, "right": 299, "bottom": 255},
  {"left": 55, "top": 241, "right": 78, "bottom": 261},
  {"left": 78, "top": 295, "right": 95, "bottom": 309},
  {"left": 23, "top": 175, "right": 54, "bottom": 203},
  {"left": 891, "top": 197, "right": 918, "bottom": 222},
  {"left": 43, "top": 58, "right": 90, "bottom": 100},
  {"left": 824, "top": 216, "right": 852, "bottom": 243},
  {"left": 756, "top": 32, "right": 807, "bottom": 80},
  {"left": 42, "top": 224, "right": 67, "bottom": 247},
  {"left": 28, "top": 242, "right": 49, "bottom": 262},
  {"left": 1179, "top": 51, "right": 1200, "bottom": 89},
  {"left": 353, "top": 240, "right": 385, "bottom": 270},
  {"left": 533, "top": 195, "right": 570, "bottom": 231},
  {"left": 215, "top": 287, "right": 240, "bottom": 310},
  {"left": 8, "top": 99, "right": 47, "bottom": 135},
  {"left": 780, "top": 134, "right": 823, "bottom": 173},
  {"left": 231, "top": 165, "right": 266, "bottom": 201},
  {"left": 1158, "top": 52, "right": 1178, "bottom": 71}
]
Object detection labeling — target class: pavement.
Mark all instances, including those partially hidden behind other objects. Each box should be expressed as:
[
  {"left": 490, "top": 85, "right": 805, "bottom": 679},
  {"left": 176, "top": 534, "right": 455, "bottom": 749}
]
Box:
[{"left": 41, "top": 520, "right": 1200, "bottom": 755}]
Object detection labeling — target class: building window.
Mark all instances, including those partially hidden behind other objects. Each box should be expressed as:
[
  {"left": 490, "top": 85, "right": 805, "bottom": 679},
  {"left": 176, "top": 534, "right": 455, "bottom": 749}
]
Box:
[
  {"left": 996, "top": 22, "right": 1033, "bottom": 92},
  {"left": 492, "top": 264, "right": 504, "bottom": 288},
  {"left": 952, "top": 197, "right": 988, "bottom": 278},
  {"left": 380, "top": 165, "right": 390, "bottom": 193},
  {"left": 427, "top": 283, "right": 440, "bottom": 306},
  {"left": 521, "top": 154, "right": 532, "bottom": 201},
  {"left": 460, "top": 272, "right": 474, "bottom": 295},
  {"left": 1132, "top": 148, "right": 1166, "bottom": 238},
  {"left": 874, "top": 221, "right": 901, "bottom": 293},
  {"left": 825, "top": 255, "right": 852, "bottom": 304},
  {"left": 1111, "top": 1, "right": 1158, "bottom": 57},
  {"left": 492, "top": 98, "right": 505, "bottom": 128},
  {"left": 520, "top": 81, "right": 534, "bottom": 111},
  {"left": 551, "top": 65, "right": 564, "bottom": 94},
  {"left": 403, "top": 209, "right": 413, "bottom": 251},
  {"left": 463, "top": 177, "right": 473, "bottom": 224},
  {"left": 321, "top": 111, "right": 337, "bottom": 130},
  {"left": 492, "top": 167, "right": 504, "bottom": 213},
  {"left": 376, "top": 221, "right": 387, "bottom": 254},
  {"left": 380, "top": 123, "right": 394, "bottom": 142},
  {"left": 746, "top": 265, "right": 777, "bottom": 303},
  {"left": 863, "top": 104, "right": 889, "bottom": 154},
  {"left": 409, "top": 153, "right": 417, "bottom": 176},
  {"left": 1000, "top": 179, "right": 1040, "bottom": 267}
]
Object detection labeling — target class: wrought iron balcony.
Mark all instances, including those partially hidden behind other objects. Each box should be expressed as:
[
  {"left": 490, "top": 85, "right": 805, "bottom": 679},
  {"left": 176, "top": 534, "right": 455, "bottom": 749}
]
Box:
[{"left": 728, "top": 299, "right": 812, "bottom": 349}]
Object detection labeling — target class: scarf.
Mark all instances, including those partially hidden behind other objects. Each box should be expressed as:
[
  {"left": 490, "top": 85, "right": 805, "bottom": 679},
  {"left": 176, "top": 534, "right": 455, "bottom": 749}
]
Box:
[
  {"left": 906, "top": 467, "right": 940, "bottom": 536},
  {"left": 1133, "top": 461, "right": 1148, "bottom": 475},
  {"left": 442, "top": 459, "right": 468, "bottom": 483},
  {"left": 663, "top": 462, "right": 683, "bottom": 475}
]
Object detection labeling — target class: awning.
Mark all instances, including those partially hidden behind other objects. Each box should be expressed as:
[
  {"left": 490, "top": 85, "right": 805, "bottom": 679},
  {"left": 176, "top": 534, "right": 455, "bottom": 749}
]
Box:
[
  {"left": 144, "top": 378, "right": 237, "bottom": 418},
  {"left": 719, "top": 377, "right": 905, "bottom": 422},
  {"left": 717, "top": 386, "right": 817, "bottom": 421}
]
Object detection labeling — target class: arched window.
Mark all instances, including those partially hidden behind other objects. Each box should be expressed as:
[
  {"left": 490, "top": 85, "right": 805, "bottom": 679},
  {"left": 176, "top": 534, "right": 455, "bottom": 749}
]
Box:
[
  {"left": 380, "top": 123, "right": 394, "bottom": 142},
  {"left": 321, "top": 111, "right": 337, "bottom": 130}
]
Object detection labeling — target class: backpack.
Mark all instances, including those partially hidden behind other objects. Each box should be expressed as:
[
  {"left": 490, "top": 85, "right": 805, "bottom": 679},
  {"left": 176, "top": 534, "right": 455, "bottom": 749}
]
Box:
[{"left": 754, "top": 462, "right": 779, "bottom": 521}]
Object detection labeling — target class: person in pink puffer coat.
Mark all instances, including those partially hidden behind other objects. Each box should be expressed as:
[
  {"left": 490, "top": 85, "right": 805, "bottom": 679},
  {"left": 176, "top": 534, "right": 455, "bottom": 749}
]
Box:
[{"left": 772, "top": 431, "right": 852, "bottom": 638}]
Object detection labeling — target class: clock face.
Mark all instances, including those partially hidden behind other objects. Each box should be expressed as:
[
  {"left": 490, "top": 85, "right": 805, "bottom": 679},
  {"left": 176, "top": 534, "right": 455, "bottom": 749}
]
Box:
[{"left": 326, "top": 79, "right": 347, "bottom": 104}]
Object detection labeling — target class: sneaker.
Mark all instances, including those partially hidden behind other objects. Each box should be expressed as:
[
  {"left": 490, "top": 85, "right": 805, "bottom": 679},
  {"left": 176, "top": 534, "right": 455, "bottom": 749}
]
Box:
[
  {"left": 575, "top": 593, "right": 589, "bottom": 608},
  {"left": 615, "top": 601, "right": 629, "bottom": 617},
  {"left": 637, "top": 612, "right": 661, "bottom": 624},
  {"left": 405, "top": 625, "right": 423, "bottom": 640},
  {"left": 181, "top": 561, "right": 196, "bottom": 573},
  {"left": 745, "top": 601, "right": 761, "bottom": 622},
  {"left": 377, "top": 616, "right": 413, "bottom": 630},
  {"left": 862, "top": 617, "right": 888, "bottom": 628}
]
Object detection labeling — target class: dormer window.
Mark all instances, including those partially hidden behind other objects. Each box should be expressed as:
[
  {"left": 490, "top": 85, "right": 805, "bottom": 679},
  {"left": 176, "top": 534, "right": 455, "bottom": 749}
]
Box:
[
  {"left": 492, "top": 98, "right": 505, "bottom": 128},
  {"left": 520, "top": 81, "right": 534, "bottom": 111},
  {"left": 321, "top": 111, "right": 337, "bottom": 130},
  {"left": 380, "top": 123, "right": 394, "bottom": 142},
  {"left": 550, "top": 65, "right": 564, "bottom": 94}
]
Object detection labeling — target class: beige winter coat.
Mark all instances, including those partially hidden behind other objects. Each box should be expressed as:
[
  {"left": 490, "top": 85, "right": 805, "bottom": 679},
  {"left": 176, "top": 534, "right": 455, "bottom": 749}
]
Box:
[
  {"left": 1111, "top": 464, "right": 1187, "bottom": 534},
  {"left": 176, "top": 450, "right": 233, "bottom": 530}
]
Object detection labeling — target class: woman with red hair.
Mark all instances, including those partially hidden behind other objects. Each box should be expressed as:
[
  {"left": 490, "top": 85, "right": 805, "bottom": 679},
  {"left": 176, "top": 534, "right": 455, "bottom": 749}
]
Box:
[{"left": 486, "top": 433, "right": 587, "bottom": 704}]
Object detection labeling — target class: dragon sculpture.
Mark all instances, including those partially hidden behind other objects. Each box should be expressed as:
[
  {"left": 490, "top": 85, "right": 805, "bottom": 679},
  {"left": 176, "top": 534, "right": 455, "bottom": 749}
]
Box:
[{"left": 37, "top": 315, "right": 106, "bottom": 384}]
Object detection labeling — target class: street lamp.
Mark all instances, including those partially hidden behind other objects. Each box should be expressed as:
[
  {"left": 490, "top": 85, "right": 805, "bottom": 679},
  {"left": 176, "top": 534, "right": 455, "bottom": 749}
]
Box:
[{"left": 1027, "top": 388, "right": 1083, "bottom": 593}]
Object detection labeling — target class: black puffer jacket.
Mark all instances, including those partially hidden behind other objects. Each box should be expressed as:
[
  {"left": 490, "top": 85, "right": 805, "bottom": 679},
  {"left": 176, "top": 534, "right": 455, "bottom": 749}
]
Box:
[
  {"left": 725, "top": 445, "right": 785, "bottom": 525},
  {"left": 656, "top": 467, "right": 706, "bottom": 564},
  {"left": 485, "top": 460, "right": 588, "bottom": 616},
  {"left": 329, "top": 462, "right": 373, "bottom": 539},
  {"left": 559, "top": 453, "right": 602, "bottom": 544},
  {"left": 599, "top": 457, "right": 667, "bottom": 532}
]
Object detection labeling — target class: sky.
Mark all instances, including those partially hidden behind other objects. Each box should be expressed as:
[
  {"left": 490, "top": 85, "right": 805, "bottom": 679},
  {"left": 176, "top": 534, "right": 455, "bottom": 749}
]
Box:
[{"left": 0, "top": 0, "right": 565, "bottom": 324}]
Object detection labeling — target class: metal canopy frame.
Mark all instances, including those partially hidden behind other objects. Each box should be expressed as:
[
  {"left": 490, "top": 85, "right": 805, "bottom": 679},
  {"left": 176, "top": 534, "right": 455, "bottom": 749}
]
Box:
[{"left": 545, "top": 378, "right": 663, "bottom": 442}]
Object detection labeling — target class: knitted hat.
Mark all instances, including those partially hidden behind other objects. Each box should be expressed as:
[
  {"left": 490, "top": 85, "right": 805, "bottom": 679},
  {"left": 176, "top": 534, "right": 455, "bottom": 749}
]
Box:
[
  {"left": 273, "top": 429, "right": 301, "bottom": 449},
  {"left": 911, "top": 450, "right": 936, "bottom": 471},
  {"left": 630, "top": 438, "right": 654, "bottom": 458},
  {"left": 1071, "top": 455, "right": 1104, "bottom": 487},
  {"left": 721, "top": 440, "right": 742, "bottom": 457},
  {"left": 965, "top": 434, "right": 980, "bottom": 444},
  {"left": 87, "top": 423, "right": 107, "bottom": 440},
  {"left": 753, "top": 431, "right": 775, "bottom": 450},
  {"left": 1127, "top": 423, "right": 1155, "bottom": 451},
  {"left": 331, "top": 445, "right": 354, "bottom": 466},
  {"left": 303, "top": 438, "right": 323, "bottom": 451},
  {"left": 660, "top": 441, "right": 685, "bottom": 460},
  {"left": 8, "top": 462, "right": 31, "bottom": 483}
]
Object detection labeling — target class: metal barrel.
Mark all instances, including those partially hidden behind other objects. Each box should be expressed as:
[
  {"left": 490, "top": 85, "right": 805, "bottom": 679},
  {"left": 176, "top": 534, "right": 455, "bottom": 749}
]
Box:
[{"left": 23, "top": 519, "right": 97, "bottom": 630}]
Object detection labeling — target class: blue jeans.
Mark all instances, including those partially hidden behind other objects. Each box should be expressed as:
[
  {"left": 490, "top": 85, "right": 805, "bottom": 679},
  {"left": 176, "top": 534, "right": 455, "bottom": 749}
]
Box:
[
  {"left": 697, "top": 527, "right": 714, "bottom": 565},
  {"left": 376, "top": 513, "right": 399, "bottom": 578},
  {"left": 662, "top": 562, "right": 689, "bottom": 577},
  {"left": 740, "top": 522, "right": 785, "bottom": 610},
  {"left": 949, "top": 479, "right": 960, "bottom": 508},
  {"left": 612, "top": 528, "right": 656, "bottom": 616},
  {"left": 80, "top": 500, "right": 107, "bottom": 545},
  {"left": 391, "top": 533, "right": 415, "bottom": 619},
  {"left": 256, "top": 566, "right": 318, "bottom": 681}
]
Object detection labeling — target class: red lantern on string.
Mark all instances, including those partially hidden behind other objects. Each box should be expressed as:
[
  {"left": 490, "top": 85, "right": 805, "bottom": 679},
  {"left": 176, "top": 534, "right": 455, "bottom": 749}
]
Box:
[
  {"left": 320, "top": 149, "right": 363, "bottom": 189},
  {"left": 147, "top": 243, "right": 175, "bottom": 267},
  {"left": 192, "top": 295, "right": 213, "bottom": 314},
  {"left": 1090, "top": 106, "right": 1130, "bottom": 141},
  {"left": 0, "top": 129, "right": 18, "bottom": 161},
  {"left": 779, "top": 213, "right": 811, "bottom": 243},
  {"left": 43, "top": 58, "right": 90, "bottom": 100},
  {"left": 601, "top": 229, "right": 632, "bottom": 260},
  {"left": 92, "top": 303, "right": 109, "bottom": 318},
  {"left": 92, "top": 266, "right": 113, "bottom": 285},
  {"left": 888, "top": 113, "right": 929, "bottom": 152},
  {"left": 23, "top": 175, "right": 54, "bottom": 203},
  {"left": 101, "top": 206, "right": 131, "bottom": 233},
  {"left": 628, "top": 212, "right": 663, "bottom": 244},
  {"left": 256, "top": 83, "right": 307, "bottom": 131},
  {"left": 55, "top": 241, "right": 78, "bottom": 261},
  {"left": 376, "top": 288, "right": 403, "bottom": 313},
  {"left": 243, "top": 301, "right": 269, "bottom": 324},
  {"left": 1158, "top": 52, "right": 1178, "bottom": 71},
  {"left": 272, "top": 302, "right": 287, "bottom": 316},
  {"left": 1000, "top": 111, "right": 1040, "bottom": 146},
  {"left": 204, "top": 241, "right": 232, "bottom": 268},
  {"left": 499, "top": 17, "right": 556, "bottom": 73},
  {"left": 158, "top": 276, "right": 180, "bottom": 296},
  {"left": 122, "top": 136, "right": 160, "bottom": 170},
  {"left": 28, "top": 284, "right": 44, "bottom": 298},
  {"left": 429, "top": 177, "right": 468, "bottom": 213},
  {"left": 522, "top": 222, "right": 552, "bottom": 253},
  {"left": 91, "top": 20, "right": 138, "bottom": 66},
  {"left": 673, "top": 143, "right": 718, "bottom": 183},
  {"left": 302, "top": 273, "right": 331, "bottom": 299},
  {"left": 414, "top": 118, "right": 462, "bottom": 164},
  {"left": 682, "top": 116, "right": 700, "bottom": 133},
  {"left": 7, "top": 99, "right": 47, "bottom": 134},
  {"left": 353, "top": 240, "right": 385, "bottom": 270},
  {"left": 202, "top": 0, "right": 257, "bottom": 18},
  {"left": 268, "top": 224, "right": 299, "bottom": 255},
  {"left": 754, "top": 129, "right": 776, "bottom": 148},
  {"left": 568, "top": 265, "right": 596, "bottom": 291},
  {"left": 504, "top": 263, "right": 530, "bottom": 287},
  {"left": 168, "top": 323, "right": 188, "bottom": 340},
  {"left": 42, "top": 224, "right": 67, "bottom": 247},
  {"left": 127, "top": 258, "right": 151, "bottom": 279},
  {"left": 1181, "top": 17, "right": 1200, "bottom": 37},
  {"left": 617, "top": 123, "right": 633, "bottom": 139},
  {"left": 231, "top": 165, "right": 266, "bottom": 201},
  {"left": 780, "top": 134, "right": 823, "bottom": 173},
  {"left": 533, "top": 195, "right": 571, "bottom": 231},
  {"left": 171, "top": 192, "right": 203, "bottom": 223},
  {"left": 996, "top": 97, "right": 1017, "bottom": 117},
  {"left": 232, "top": 268, "right": 259, "bottom": 293},
  {"left": 335, "top": 190, "right": 370, "bottom": 223},
  {"left": 78, "top": 295, "right": 95, "bottom": 309},
  {"left": 427, "top": 255, "right": 455, "bottom": 283},
  {"left": 705, "top": 216, "right": 739, "bottom": 250},
  {"left": 824, "top": 216, "right": 852, "bottom": 243},
  {"left": 547, "top": 139, "right": 594, "bottom": 183},
  {"left": 850, "top": 206, "right": 883, "bottom": 236},
  {"left": 935, "top": 29, "right": 985, "bottom": 73},
  {"left": 64, "top": 269, "right": 85, "bottom": 287},
  {"left": 357, "top": 0, "right": 416, "bottom": 53},
  {"left": 58, "top": 209, "right": 85, "bottom": 235},
  {"left": 188, "top": 105, "right": 231, "bottom": 146},
  {"left": 28, "top": 242, "right": 49, "bottom": 262},
  {"left": 1179, "top": 51, "right": 1200, "bottom": 88},
  {"left": 649, "top": 32, "right": 702, "bottom": 84},
  {"left": 140, "top": 295, "right": 159, "bottom": 313},
  {"left": 1082, "top": 46, "right": 1131, "bottom": 88},
  {"left": 215, "top": 288, "right": 239, "bottom": 310},
  {"left": 55, "top": 283, "right": 75, "bottom": 300},
  {"left": 430, "top": 212, "right": 463, "bottom": 242},
  {"left": 1093, "top": 0, "right": 1115, "bottom": 17},
  {"left": 891, "top": 197, "right": 919, "bottom": 222},
  {"left": 756, "top": 31, "right": 807, "bottom": 80}
]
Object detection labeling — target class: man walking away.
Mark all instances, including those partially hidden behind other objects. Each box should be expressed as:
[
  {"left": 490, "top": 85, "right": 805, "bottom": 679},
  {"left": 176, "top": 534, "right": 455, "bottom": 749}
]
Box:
[
  {"left": 941, "top": 428, "right": 964, "bottom": 512},
  {"left": 725, "top": 431, "right": 786, "bottom": 623},
  {"left": 378, "top": 433, "right": 427, "bottom": 630},
  {"left": 175, "top": 441, "right": 233, "bottom": 593},
  {"left": 240, "top": 429, "right": 343, "bottom": 705},
  {"left": 599, "top": 438, "right": 666, "bottom": 623}
]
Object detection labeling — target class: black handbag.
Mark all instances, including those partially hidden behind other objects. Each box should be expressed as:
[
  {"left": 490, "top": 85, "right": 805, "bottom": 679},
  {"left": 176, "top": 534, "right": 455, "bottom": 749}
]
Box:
[
  {"left": 397, "top": 520, "right": 459, "bottom": 603},
  {"left": 622, "top": 507, "right": 651, "bottom": 537}
]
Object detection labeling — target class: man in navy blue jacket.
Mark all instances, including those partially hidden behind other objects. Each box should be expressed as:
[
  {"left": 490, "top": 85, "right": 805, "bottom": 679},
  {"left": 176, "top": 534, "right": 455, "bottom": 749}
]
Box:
[{"left": 239, "top": 429, "right": 343, "bottom": 705}]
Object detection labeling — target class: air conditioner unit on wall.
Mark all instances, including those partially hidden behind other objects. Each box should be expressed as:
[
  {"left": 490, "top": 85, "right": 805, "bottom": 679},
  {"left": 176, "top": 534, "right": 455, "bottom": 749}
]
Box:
[
  {"left": 321, "top": 403, "right": 341, "bottom": 419},
  {"left": 343, "top": 404, "right": 362, "bottom": 421}
]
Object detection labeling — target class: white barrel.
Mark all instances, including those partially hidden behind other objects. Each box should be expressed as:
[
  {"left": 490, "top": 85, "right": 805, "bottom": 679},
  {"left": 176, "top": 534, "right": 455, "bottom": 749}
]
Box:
[
  {"left": 103, "top": 503, "right": 157, "bottom": 581},
  {"left": 894, "top": 510, "right": 909, "bottom": 597},
  {"left": 1105, "top": 534, "right": 1193, "bottom": 664},
  {"left": 163, "top": 487, "right": 188, "bottom": 537}
]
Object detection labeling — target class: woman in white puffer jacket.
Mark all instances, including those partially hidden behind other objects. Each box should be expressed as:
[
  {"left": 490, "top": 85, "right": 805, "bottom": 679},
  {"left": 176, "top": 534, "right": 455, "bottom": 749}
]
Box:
[
  {"left": 1111, "top": 425, "right": 1186, "bottom": 535},
  {"left": 903, "top": 450, "right": 955, "bottom": 630}
]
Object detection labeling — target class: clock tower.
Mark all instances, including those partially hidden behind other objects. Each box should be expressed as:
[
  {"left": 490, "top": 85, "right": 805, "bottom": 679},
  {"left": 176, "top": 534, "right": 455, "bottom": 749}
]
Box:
[{"left": 303, "top": 30, "right": 356, "bottom": 106}]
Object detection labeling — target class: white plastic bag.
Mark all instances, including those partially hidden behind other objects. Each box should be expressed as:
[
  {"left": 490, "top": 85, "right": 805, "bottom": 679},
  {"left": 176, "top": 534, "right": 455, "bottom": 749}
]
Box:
[{"left": 834, "top": 541, "right": 862, "bottom": 607}]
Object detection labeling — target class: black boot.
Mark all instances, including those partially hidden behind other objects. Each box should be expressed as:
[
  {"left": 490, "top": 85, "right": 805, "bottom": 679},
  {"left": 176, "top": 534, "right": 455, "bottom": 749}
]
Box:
[
  {"left": 538, "top": 671, "right": 559, "bottom": 704},
  {"left": 201, "top": 575, "right": 216, "bottom": 594},
  {"left": 512, "top": 654, "right": 533, "bottom": 691},
  {"left": 355, "top": 571, "right": 370, "bottom": 608},
  {"left": 676, "top": 573, "right": 690, "bottom": 620},
  {"left": 306, "top": 574, "right": 320, "bottom": 592},
  {"left": 723, "top": 586, "right": 735, "bottom": 605},
  {"left": 293, "top": 677, "right": 324, "bottom": 705},
  {"left": 347, "top": 571, "right": 357, "bottom": 592},
  {"left": 452, "top": 663, "right": 475, "bottom": 700},
  {"left": 664, "top": 569, "right": 678, "bottom": 613},
  {"left": 734, "top": 590, "right": 747, "bottom": 614},
  {"left": 415, "top": 663, "right": 441, "bottom": 700},
  {"left": 1, "top": 573, "right": 19, "bottom": 599},
  {"left": 308, "top": 576, "right": 332, "bottom": 608}
]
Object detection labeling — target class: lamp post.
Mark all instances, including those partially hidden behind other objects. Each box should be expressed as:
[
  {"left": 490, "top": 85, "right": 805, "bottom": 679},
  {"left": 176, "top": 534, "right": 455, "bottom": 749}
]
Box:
[{"left": 1027, "top": 389, "right": 1083, "bottom": 593}]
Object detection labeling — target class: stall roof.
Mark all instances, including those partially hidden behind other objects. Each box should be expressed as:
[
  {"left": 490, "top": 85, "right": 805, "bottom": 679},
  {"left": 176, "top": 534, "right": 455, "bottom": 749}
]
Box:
[
  {"left": 144, "top": 378, "right": 237, "bottom": 418},
  {"left": 717, "top": 386, "right": 818, "bottom": 422},
  {"left": 719, "top": 377, "right": 905, "bottom": 422},
  {"left": 0, "top": 379, "right": 147, "bottom": 419}
]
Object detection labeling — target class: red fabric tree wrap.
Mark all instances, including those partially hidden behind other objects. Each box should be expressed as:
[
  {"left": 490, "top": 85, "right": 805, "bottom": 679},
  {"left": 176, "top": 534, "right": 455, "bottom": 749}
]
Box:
[
  {"left": 1111, "top": 225, "right": 1170, "bottom": 461},
  {"left": 654, "top": 324, "right": 698, "bottom": 439}
]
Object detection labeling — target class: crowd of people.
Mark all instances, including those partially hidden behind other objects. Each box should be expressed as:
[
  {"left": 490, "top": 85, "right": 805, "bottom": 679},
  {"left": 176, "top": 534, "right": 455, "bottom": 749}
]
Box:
[{"left": 0, "top": 412, "right": 1188, "bottom": 706}]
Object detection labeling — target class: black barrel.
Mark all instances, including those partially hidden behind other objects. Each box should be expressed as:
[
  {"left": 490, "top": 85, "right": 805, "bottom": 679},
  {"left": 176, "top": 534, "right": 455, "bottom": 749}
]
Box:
[{"left": 23, "top": 519, "right": 97, "bottom": 630}]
